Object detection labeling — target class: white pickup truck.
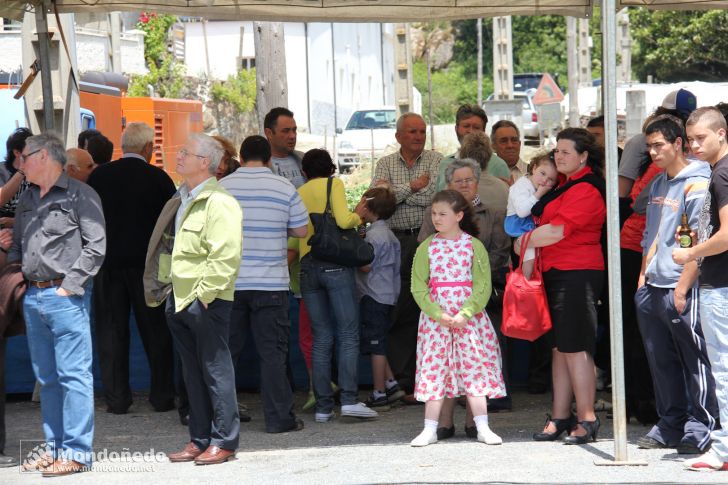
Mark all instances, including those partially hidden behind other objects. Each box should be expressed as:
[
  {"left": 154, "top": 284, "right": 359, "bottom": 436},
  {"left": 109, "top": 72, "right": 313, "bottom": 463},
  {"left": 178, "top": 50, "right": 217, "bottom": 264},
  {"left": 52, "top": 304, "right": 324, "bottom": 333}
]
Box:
[{"left": 336, "top": 107, "right": 397, "bottom": 173}]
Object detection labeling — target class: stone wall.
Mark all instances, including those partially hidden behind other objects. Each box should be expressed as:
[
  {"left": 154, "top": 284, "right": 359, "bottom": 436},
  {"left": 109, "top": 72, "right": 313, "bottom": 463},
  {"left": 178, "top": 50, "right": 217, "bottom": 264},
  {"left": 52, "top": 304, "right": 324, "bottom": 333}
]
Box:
[{"left": 179, "top": 76, "right": 258, "bottom": 147}]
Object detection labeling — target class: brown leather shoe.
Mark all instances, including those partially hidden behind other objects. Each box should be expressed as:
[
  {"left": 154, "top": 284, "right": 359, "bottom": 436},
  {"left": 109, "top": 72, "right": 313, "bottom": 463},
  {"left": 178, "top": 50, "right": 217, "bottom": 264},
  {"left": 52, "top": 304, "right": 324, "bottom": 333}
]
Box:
[
  {"left": 41, "top": 459, "right": 86, "bottom": 477},
  {"left": 168, "top": 442, "right": 203, "bottom": 462},
  {"left": 194, "top": 446, "right": 236, "bottom": 465}
]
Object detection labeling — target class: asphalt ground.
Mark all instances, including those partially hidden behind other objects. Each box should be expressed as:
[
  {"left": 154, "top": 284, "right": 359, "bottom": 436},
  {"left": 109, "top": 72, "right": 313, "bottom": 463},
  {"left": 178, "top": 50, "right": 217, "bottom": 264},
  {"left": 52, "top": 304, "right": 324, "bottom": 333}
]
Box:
[{"left": 2, "top": 389, "right": 728, "bottom": 484}]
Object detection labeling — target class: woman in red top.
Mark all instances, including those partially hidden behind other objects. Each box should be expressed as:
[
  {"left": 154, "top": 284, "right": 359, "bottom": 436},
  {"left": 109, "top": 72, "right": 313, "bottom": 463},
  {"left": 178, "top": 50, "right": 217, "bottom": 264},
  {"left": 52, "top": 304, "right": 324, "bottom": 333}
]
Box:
[{"left": 522, "top": 128, "right": 606, "bottom": 445}]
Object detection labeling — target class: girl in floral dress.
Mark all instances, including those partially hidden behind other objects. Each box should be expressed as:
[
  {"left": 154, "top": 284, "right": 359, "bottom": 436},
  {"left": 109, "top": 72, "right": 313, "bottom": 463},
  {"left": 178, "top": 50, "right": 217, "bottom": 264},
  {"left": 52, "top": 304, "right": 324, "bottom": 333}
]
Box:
[{"left": 410, "top": 190, "right": 506, "bottom": 447}]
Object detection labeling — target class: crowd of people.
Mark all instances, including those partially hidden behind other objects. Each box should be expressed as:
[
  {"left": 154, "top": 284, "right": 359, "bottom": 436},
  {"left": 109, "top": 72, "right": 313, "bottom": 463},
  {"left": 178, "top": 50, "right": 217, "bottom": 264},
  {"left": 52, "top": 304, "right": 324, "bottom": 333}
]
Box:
[{"left": 1, "top": 91, "right": 728, "bottom": 475}]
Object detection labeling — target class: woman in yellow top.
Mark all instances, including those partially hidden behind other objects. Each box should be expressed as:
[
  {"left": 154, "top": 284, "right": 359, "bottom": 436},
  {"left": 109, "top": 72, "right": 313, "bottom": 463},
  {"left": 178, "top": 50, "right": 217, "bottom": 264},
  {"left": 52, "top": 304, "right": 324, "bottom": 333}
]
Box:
[{"left": 296, "top": 149, "right": 379, "bottom": 422}]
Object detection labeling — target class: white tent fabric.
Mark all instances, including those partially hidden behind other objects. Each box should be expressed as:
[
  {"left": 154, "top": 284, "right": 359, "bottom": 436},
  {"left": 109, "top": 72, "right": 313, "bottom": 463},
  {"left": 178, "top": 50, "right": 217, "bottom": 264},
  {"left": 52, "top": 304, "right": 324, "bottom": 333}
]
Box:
[
  {"left": 4, "top": 0, "right": 727, "bottom": 22},
  {"left": 619, "top": 0, "right": 728, "bottom": 9},
  {"left": 1, "top": 1, "right": 593, "bottom": 21}
]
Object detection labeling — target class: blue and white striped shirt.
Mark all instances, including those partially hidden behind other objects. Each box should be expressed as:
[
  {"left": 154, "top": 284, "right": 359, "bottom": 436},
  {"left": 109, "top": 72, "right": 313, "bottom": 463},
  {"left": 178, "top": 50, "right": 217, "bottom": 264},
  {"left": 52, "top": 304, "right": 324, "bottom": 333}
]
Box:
[{"left": 220, "top": 167, "right": 309, "bottom": 291}]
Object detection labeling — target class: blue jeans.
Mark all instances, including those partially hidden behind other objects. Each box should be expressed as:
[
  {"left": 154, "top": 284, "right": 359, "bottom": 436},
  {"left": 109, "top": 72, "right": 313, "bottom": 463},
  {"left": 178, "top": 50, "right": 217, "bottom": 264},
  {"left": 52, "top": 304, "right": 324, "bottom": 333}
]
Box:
[
  {"left": 24, "top": 286, "right": 94, "bottom": 465},
  {"left": 300, "top": 256, "right": 359, "bottom": 413},
  {"left": 700, "top": 287, "right": 728, "bottom": 461}
]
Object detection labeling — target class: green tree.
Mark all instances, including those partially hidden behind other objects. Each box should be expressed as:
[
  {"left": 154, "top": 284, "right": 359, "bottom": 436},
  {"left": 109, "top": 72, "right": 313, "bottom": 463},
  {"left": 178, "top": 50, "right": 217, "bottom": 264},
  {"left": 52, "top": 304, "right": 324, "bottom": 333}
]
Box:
[
  {"left": 630, "top": 8, "right": 728, "bottom": 82},
  {"left": 210, "top": 69, "right": 257, "bottom": 114},
  {"left": 128, "top": 12, "right": 185, "bottom": 98}
]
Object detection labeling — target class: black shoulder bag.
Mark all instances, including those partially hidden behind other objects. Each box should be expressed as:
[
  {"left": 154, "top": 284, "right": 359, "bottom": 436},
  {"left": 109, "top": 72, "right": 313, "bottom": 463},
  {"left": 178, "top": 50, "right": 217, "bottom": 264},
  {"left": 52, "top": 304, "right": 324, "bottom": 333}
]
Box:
[{"left": 308, "top": 177, "right": 374, "bottom": 267}]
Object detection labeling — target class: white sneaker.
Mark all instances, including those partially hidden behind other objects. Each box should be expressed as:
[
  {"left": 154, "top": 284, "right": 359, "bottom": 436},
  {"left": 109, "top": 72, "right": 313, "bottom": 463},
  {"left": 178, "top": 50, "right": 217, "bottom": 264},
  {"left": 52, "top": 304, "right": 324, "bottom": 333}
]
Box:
[
  {"left": 410, "top": 428, "right": 438, "bottom": 447},
  {"left": 315, "top": 411, "right": 334, "bottom": 423},
  {"left": 477, "top": 426, "right": 503, "bottom": 445},
  {"left": 341, "top": 402, "right": 378, "bottom": 419},
  {"left": 684, "top": 450, "right": 728, "bottom": 471}
]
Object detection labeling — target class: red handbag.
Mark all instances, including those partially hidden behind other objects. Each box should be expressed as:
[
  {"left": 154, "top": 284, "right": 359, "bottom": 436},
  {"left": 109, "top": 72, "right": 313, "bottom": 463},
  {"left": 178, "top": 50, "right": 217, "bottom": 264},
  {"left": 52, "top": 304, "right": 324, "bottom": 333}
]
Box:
[{"left": 501, "top": 231, "right": 552, "bottom": 341}]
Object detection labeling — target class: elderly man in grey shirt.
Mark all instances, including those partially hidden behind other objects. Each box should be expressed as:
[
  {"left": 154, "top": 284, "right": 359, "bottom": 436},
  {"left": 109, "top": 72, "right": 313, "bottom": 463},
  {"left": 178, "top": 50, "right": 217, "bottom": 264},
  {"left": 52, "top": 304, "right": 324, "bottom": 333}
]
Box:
[{"left": 1, "top": 133, "right": 105, "bottom": 477}]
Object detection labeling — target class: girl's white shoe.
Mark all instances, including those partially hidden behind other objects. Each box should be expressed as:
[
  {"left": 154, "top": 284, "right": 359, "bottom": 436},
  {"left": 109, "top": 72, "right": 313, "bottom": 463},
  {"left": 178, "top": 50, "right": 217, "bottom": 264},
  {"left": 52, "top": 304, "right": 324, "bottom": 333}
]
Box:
[
  {"left": 477, "top": 426, "right": 503, "bottom": 445},
  {"left": 410, "top": 428, "right": 438, "bottom": 447}
]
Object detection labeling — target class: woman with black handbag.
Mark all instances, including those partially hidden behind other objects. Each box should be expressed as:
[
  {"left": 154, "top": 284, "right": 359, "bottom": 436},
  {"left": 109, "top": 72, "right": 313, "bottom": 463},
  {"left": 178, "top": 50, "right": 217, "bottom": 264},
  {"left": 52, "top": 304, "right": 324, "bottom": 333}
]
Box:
[
  {"left": 518, "top": 128, "right": 606, "bottom": 445},
  {"left": 294, "top": 149, "right": 378, "bottom": 423}
]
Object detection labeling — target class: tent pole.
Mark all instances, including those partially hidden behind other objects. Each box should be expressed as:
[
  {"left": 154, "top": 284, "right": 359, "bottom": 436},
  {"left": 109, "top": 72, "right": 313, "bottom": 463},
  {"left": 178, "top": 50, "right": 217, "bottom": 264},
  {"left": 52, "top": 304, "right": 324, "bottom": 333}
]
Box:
[
  {"left": 35, "top": 0, "right": 54, "bottom": 132},
  {"left": 594, "top": 0, "right": 645, "bottom": 467}
]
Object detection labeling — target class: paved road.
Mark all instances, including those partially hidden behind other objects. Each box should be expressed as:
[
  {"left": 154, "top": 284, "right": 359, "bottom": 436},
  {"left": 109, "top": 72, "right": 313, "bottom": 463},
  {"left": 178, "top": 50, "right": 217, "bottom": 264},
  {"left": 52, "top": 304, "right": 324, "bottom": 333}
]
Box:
[{"left": 2, "top": 390, "right": 725, "bottom": 484}]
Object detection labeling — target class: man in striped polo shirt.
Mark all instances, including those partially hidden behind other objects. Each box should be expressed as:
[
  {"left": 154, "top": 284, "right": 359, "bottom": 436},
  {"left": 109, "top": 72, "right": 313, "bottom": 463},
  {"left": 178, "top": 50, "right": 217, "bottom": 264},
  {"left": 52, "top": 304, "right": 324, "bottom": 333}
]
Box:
[{"left": 220, "top": 135, "right": 309, "bottom": 433}]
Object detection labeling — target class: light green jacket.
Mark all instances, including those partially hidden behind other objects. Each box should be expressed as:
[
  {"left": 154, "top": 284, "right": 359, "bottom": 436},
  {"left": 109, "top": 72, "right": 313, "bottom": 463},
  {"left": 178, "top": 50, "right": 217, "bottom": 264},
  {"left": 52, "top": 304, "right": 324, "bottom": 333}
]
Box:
[
  {"left": 171, "top": 178, "right": 243, "bottom": 312},
  {"left": 411, "top": 234, "right": 492, "bottom": 321}
]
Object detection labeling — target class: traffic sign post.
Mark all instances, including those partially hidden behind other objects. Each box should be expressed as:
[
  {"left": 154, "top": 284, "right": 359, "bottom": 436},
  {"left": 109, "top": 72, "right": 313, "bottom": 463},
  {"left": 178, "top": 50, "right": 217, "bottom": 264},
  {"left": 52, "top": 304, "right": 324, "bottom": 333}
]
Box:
[
  {"left": 537, "top": 103, "right": 562, "bottom": 146},
  {"left": 532, "top": 73, "right": 564, "bottom": 106}
]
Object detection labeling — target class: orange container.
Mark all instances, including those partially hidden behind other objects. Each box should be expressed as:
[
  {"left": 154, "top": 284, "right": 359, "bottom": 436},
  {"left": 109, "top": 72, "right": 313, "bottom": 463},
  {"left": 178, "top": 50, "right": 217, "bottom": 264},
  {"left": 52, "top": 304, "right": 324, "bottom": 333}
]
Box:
[{"left": 122, "top": 97, "right": 203, "bottom": 182}]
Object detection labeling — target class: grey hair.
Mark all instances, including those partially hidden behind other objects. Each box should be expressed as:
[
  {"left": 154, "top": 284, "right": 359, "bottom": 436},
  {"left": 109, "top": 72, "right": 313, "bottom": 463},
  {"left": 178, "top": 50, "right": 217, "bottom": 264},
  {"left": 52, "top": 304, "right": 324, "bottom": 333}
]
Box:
[
  {"left": 121, "top": 122, "right": 154, "bottom": 153},
  {"left": 490, "top": 119, "right": 520, "bottom": 140},
  {"left": 444, "top": 158, "right": 481, "bottom": 185},
  {"left": 25, "top": 133, "right": 66, "bottom": 166},
  {"left": 189, "top": 133, "right": 224, "bottom": 175},
  {"left": 396, "top": 112, "right": 424, "bottom": 132}
]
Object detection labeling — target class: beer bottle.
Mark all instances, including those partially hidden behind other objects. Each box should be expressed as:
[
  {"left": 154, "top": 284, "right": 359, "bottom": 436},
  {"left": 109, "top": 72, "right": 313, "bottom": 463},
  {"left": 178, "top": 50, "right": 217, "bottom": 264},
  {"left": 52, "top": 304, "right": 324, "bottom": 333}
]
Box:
[{"left": 678, "top": 213, "right": 693, "bottom": 249}]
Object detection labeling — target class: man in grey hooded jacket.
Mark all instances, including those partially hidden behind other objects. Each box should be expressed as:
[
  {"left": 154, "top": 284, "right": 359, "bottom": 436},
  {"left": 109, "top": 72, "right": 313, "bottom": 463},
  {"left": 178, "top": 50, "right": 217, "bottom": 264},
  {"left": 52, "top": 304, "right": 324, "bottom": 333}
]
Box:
[{"left": 635, "top": 114, "right": 718, "bottom": 455}]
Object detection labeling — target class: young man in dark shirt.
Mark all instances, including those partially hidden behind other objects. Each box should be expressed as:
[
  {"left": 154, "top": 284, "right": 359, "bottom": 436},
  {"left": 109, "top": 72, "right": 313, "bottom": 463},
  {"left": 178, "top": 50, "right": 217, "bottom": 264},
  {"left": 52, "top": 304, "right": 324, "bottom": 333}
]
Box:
[{"left": 672, "top": 107, "right": 728, "bottom": 472}]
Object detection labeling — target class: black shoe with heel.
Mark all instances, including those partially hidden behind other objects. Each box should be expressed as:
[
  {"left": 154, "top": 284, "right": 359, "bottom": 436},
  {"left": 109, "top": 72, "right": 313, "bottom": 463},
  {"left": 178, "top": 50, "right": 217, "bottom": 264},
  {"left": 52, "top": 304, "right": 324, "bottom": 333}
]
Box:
[
  {"left": 564, "top": 417, "right": 600, "bottom": 445},
  {"left": 533, "top": 414, "right": 576, "bottom": 441}
]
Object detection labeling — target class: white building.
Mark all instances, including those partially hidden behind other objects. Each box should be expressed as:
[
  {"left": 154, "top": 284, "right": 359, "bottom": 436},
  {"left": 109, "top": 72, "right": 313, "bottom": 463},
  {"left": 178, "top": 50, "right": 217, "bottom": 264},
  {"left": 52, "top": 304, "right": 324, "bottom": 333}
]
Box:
[{"left": 182, "top": 20, "right": 396, "bottom": 135}]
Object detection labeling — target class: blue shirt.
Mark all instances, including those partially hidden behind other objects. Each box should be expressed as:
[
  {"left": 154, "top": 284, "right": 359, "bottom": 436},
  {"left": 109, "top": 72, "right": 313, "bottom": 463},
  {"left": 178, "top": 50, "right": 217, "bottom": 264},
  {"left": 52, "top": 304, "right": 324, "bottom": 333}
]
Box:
[
  {"left": 220, "top": 166, "right": 309, "bottom": 291},
  {"left": 356, "top": 220, "right": 401, "bottom": 305}
]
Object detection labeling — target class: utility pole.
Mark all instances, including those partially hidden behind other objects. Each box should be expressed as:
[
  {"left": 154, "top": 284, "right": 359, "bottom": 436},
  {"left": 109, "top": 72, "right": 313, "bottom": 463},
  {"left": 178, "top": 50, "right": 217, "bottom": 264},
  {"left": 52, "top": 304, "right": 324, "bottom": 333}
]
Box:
[
  {"left": 23, "top": 3, "right": 80, "bottom": 144},
  {"left": 492, "top": 16, "right": 513, "bottom": 100},
  {"left": 109, "top": 12, "right": 122, "bottom": 73},
  {"left": 616, "top": 9, "right": 632, "bottom": 83},
  {"left": 477, "top": 18, "right": 483, "bottom": 106},
  {"left": 253, "top": 22, "right": 288, "bottom": 133},
  {"left": 393, "top": 23, "right": 413, "bottom": 117},
  {"left": 577, "top": 18, "right": 591, "bottom": 87},
  {"left": 566, "top": 16, "right": 580, "bottom": 127},
  {"left": 425, "top": 45, "right": 434, "bottom": 150}
]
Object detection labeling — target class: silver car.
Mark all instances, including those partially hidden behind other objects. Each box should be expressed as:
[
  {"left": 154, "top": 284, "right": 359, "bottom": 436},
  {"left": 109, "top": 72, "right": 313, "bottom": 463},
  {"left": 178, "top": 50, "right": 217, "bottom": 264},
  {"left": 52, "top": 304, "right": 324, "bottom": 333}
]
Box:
[{"left": 486, "top": 89, "right": 540, "bottom": 139}]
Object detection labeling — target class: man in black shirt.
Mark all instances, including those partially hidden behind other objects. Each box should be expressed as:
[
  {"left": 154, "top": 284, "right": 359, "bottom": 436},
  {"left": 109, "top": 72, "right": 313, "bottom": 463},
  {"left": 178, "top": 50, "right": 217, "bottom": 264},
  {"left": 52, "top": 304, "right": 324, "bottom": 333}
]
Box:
[
  {"left": 673, "top": 107, "right": 728, "bottom": 471},
  {"left": 87, "top": 123, "right": 176, "bottom": 414}
]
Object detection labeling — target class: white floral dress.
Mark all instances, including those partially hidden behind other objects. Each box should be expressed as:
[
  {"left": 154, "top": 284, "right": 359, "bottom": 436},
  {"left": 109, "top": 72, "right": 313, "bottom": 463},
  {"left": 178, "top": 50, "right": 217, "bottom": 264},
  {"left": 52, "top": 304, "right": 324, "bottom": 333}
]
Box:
[{"left": 413, "top": 233, "right": 506, "bottom": 401}]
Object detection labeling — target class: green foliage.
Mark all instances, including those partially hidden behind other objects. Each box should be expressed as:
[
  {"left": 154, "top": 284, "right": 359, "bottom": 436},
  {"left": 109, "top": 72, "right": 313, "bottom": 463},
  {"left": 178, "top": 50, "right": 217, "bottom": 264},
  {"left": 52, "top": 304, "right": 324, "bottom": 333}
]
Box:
[
  {"left": 345, "top": 183, "right": 368, "bottom": 211},
  {"left": 630, "top": 8, "right": 728, "bottom": 82},
  {"left": 128, "top": 54, "right": 185, "bottom": 98},
  {"left": 210, "top": 69, "right": 257, "bottom": 114},
  {"left": 128, "top": 12, "right": 185, "bottom": 99},
  {"left": 137, "top": 13, "right": 177, "bottom": 68},
  {"left": 414, "top": 60, "right": 492, "bottom": 124}
]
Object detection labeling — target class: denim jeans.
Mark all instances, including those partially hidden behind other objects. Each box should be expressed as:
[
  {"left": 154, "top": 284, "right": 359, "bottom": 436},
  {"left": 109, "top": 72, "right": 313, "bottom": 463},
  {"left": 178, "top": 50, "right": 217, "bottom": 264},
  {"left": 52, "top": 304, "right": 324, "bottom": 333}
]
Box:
[
  {"left": 300, "top": 256, "right": 360, "bottom": 413},
  {"left": 24, "top": 286, "right": 94, "bottom": 465},
  {"left": 699, "top": 286, "right": 728, "bottom": 461}
]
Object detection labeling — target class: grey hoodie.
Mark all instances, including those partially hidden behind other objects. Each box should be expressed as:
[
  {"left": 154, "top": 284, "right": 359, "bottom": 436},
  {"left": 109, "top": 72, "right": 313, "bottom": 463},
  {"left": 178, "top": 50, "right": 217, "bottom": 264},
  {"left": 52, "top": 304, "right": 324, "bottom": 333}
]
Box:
[{"left": 643, "top": 160, "right": 711, "bottom": 288}]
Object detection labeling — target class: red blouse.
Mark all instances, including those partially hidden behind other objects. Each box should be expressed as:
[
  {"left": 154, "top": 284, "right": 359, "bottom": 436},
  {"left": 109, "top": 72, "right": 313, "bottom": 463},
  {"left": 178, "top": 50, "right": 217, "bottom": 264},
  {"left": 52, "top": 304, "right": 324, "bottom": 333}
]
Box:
[
  {"left": 620, "top": 163, "right": 663, "bottom": 253},
  {"left": 538, "top": 166, "right": 606, "bottom": 272}
]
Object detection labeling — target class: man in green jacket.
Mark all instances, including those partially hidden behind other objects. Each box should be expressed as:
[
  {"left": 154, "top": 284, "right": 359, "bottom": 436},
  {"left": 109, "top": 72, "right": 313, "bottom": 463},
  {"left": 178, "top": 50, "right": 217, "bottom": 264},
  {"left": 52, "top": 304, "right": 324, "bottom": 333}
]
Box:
[{"left": 165, "top": 134, "right": 243, "bottom": 466}]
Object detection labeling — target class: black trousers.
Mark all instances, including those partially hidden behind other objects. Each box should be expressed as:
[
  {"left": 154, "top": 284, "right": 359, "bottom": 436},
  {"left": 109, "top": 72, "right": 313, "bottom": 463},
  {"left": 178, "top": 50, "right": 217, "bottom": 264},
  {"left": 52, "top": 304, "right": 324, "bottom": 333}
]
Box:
[
  {"left": 229, "top": 290, "right": 296, "bottom": 433},
  {"left": 621, "top": 248, "right": 655, "bottom": 413},
  {"left": 0, "top": 338, "right": 6, "bottom": 454},
  {"left": 386, "top": 232, "right": 420, "bottom": 394},
  {"left": 635, "top": 284, "right": 718, "bottom": 449},
  {"left": 93, "top": 267, "right": 175, "bottom": 412},
  {"left": 166, "top": 297, "right": 240, "bottom": 450}
]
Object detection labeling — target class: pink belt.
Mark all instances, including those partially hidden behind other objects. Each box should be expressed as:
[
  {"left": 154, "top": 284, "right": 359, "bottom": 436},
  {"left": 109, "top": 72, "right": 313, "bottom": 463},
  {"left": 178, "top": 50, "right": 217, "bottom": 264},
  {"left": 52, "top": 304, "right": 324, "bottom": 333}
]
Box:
[{"left": 428, "top": 280, "right": 473, "bottom": 289}]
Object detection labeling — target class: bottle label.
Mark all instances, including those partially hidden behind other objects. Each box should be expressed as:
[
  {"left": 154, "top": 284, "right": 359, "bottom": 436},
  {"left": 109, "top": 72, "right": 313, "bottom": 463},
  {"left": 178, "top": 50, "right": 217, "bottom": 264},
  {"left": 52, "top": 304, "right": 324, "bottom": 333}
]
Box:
[{"left": 679, "top": 234, "right": 692, "bottom": 249}]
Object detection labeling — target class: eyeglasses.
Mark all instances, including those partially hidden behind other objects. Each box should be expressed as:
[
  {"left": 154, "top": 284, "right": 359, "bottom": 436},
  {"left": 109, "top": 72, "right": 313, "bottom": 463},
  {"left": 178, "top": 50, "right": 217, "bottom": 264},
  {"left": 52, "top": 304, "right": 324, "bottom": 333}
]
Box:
[
  {"left": 178, "top": 148, "right": 206, "bottom": 159},
  {"left": 20, "top": 149, "right": 41, "bottom": 162},
  {"left": 452, "top": 177, "right": 476, "bottom": 186}
]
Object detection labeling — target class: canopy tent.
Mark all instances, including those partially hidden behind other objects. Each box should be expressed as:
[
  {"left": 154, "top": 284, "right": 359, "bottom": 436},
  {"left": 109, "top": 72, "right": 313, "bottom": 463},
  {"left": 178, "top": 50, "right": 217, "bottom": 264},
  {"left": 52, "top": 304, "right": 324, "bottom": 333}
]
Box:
[
  {"left": 3, "top": 0, "right": 728, "bottom": 466},
  {"left": 1, "top": 0, "right": 727, "bottom": 22}
]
